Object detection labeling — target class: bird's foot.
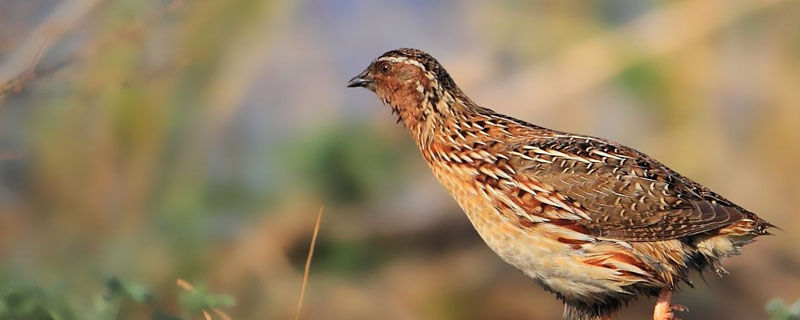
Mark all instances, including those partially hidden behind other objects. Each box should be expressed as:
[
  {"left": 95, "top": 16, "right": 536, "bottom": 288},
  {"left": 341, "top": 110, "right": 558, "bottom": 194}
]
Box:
[{"left": 653, "top": 290, "right": 687, "bottom": 320}]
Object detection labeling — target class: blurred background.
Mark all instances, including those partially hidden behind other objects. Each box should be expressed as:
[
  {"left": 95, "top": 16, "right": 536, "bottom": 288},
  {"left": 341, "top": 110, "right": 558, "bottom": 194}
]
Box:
[{"left": 1, "top": 0, "right": 799, "bottom": 319}]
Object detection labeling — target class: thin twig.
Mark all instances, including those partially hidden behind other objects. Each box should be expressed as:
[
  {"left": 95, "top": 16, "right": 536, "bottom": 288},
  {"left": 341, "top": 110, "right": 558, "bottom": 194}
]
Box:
[
  {"left": 295, "top": 206, "right": 324, "bottom": 320},
  {"left": 0, "top": 0, "right": 100, "bottom": 97},
  {"left": 0, "top": 0, "right": 186, "bottom": 98}
]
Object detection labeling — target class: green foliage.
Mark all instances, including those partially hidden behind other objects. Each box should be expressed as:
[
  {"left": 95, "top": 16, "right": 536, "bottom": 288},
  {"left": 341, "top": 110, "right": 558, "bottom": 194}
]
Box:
[
  {"left": 766, "top": 299, "right": 800, "bottom": 320},
  {"left": 312, "top": 238, "right": 385, "bottom": 277},
  {"left": 284, "top": 124, "right": 412, "bottom": 205},
  {"left": 615, "top": 59, "right": 668, "bottom": 107},
  {"left": 105, "top": 277, "right": 153, "bottom": 304},
  {"left": 0, "top": 277, "right": 233, "bottom": 320},
  {"left": 96, "top": 277, "right": 154, "bottom": 319},
  {"left": 0, "top": 282, "right": 74, "bottom": 320}
]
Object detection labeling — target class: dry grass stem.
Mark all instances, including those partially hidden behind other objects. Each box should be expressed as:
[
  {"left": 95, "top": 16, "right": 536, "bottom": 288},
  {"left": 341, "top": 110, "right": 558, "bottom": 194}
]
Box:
[
  {"left": 176, "top": 278, "right": 194, "bottom": 291},
  {"left": 295, "top": 206, "right": 324, "bottom": 320}
]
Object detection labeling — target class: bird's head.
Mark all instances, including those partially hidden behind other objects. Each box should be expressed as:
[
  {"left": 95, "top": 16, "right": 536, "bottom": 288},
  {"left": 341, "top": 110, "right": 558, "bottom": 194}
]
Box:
[{"left": 348, "top": 48, "right": 469, "bottom": 131}]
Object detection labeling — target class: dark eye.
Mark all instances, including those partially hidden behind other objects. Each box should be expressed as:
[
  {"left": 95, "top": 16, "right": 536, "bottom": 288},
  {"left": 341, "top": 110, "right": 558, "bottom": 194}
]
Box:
[{"left": 379, "top": 62, "right": 391, "bottom": 73}]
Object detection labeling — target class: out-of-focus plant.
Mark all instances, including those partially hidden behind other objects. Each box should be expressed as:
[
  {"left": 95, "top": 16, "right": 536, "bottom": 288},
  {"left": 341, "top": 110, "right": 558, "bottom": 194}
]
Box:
[
  {"left": 283, "top": 125, "right": 413, "bottom": 205},
  {"left": 766, "top": 298, "right": 800, "bottom": 320},
  {"left": 0, "top": 277, "right": 234, "bottom": 320},
  {"left": 176, "top": 279, "right": 234, "bottom": 320},
  {"left": 0, "top": 280, "right": 75, "bottom": 320},
  {"left": 98, "top": 277, "right": 154, "bottom": 319}
]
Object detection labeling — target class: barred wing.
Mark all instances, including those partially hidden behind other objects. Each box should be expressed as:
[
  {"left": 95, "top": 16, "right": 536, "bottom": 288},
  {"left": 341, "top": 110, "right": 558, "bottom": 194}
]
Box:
[{"left": 508, "top": 135, "right": 744, "bottom": 241}]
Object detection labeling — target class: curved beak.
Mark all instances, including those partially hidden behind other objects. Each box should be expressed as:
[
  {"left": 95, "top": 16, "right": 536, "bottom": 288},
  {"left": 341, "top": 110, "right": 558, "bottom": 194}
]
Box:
[{"left": 346, "top": 69, "right": 373, "bottom": 88}]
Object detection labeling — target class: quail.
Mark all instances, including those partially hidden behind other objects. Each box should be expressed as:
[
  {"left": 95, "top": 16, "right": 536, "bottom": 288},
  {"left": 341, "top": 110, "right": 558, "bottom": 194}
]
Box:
[{"left": 347, "top": 48, "right": 774, "bottom": 320}]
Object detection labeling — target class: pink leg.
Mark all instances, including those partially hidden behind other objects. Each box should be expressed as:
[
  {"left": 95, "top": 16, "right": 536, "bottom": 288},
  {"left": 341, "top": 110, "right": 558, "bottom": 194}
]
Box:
[{"left": 653, "top": 290, "right": 687, "bottom": 320}]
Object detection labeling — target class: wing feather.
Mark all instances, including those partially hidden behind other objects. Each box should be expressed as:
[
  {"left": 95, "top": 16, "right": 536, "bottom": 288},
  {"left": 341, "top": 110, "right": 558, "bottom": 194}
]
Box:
[{"left": 507, "top": 136, "right": 747, "bottom": 241}]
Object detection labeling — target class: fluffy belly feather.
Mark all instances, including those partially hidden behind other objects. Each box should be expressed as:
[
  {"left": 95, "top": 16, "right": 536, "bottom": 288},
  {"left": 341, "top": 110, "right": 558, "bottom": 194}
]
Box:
[{"left": 432, "top": 166, "right": 649, "bottom": 301}]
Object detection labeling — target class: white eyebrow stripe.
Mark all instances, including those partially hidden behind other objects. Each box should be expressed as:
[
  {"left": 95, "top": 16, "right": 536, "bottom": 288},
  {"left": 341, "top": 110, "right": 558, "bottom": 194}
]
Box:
[{"left": 376, "top": 56, "right": 426, "bottom": 70}]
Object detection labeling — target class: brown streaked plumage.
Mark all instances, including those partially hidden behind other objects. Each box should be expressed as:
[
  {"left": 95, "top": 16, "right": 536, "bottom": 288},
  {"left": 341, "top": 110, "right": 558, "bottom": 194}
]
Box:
[{"left": 347, "top": 48, "right": 774, "bottom": 320}]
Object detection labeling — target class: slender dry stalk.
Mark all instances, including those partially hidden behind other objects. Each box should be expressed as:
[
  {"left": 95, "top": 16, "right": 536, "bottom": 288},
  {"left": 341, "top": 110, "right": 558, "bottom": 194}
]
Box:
[
  {"left": 295, "top": 206, "right": 324, "bottom": 320},
  {"left": 176, "top": 278, "right": 194, "bottom": 291}
]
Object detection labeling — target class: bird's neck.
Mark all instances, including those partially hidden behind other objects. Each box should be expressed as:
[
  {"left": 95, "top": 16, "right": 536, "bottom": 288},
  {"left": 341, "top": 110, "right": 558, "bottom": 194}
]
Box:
[{"left": 400, "top": 90, "right": 476, "bottom": 150}]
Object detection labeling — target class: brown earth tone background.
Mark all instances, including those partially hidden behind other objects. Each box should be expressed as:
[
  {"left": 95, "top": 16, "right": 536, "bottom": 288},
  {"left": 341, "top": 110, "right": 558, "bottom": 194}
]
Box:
[{"left": 1, "top": 0, "right": 799, "bottom": 319}]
